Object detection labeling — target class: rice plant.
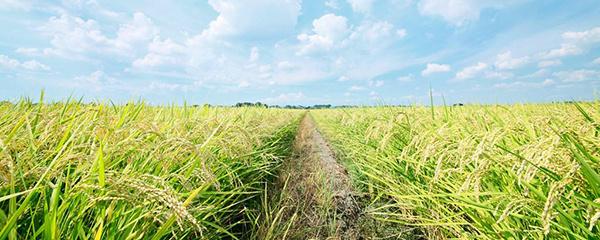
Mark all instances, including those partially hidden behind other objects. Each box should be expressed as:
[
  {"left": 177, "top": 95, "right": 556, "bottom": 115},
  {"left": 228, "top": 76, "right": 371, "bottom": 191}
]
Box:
[
  {"left": 3, "top": 97, "right": 598, "bottom": 239},
  {"left": 0, "top": 97, "right": 301, "bottom": 239},
  {"left": 312, "top": 103, "right": 600, "bottom": 239}
]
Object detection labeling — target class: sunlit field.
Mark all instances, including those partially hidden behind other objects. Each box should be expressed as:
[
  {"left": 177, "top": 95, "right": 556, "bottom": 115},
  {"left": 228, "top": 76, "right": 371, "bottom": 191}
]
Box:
[
  {"left": 312, "top": 103, "right": 600, "bottom": 239},
  {"left": 2, "top": 0, "right": 600, "bottom": 239},
  {"left": 0, "top": 97, "right": 301, "bottom": 239},
  {"left": 1, "top": 97, "right": 599, "bottom": 239}
]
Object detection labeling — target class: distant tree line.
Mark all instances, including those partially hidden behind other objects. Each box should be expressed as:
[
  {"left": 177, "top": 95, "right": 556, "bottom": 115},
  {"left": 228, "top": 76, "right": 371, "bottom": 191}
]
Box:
[
  {"left": 0, "top": 100, "right": 592, "bottom": 108},
  {"left": 234, "top": 102, "right": 268, "bottom": 108},
  {"left": 232, "top": 102, "right": 334, "bottom": 109},
  {"left": 229, "top": 100, "right": 595, "bottom": 109}
]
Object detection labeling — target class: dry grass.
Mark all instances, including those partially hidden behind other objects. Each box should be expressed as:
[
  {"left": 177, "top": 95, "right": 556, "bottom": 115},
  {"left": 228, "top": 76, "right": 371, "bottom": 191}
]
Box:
[{"left": 257, "top": 114, "right": 350, "bottom": 239}]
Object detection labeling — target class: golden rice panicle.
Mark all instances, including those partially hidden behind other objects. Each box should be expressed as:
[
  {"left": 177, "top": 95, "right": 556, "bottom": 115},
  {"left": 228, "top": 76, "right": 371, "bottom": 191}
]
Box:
[{"left": 312, "top": 103, "right": 600, "bottom": 239}]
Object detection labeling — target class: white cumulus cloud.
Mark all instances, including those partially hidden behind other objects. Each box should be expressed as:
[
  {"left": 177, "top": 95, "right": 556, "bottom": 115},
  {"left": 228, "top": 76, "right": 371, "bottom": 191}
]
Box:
[
  {"left": 562, "top": 27, "right": 600, "bottom": 45},
  {"left": 202, "top": 0, "right": 301, "bottom": 39},
  {"left": 541, "top": 44, "right": 582, "bottom": 59},
  {"left": 347, "top": 0, "right": 375, "bottom": 14},
  {"left": 421, "top": 63, "right": 451, "bottom": 76},
  {"left": 397, "top": 74, "right": 414, "bottom": 82},
  {"left": 0, "top": 55, "right": 20, "bottom": 68},
  {"left": 325, "top": 0, "right": 340, "bottom": 9},
  {"left": 0, "top": 54, "right": 50, "bottom": 71},
  {"left": 349, "top": 21, "right": 396, "bottom": 43},
  {"left": 485, "top": 71, "right": 513, "bottom": 80},
  {"left": 277, "top": 61, "right": 295, "bottom": 71},
  {"left": 553, "top": 69, "right": 600, "bottom": 83},
  {"left": 455, "top": 62, "right": 487, "bottom": 80},
  {"left": 113, "top": 12, "right": 159, "bottom": 51},
  {"left": 493, "top": 79, "right": 555, "bottom": 89},
  {"left": 73, "top": 70, "right": 119, "bottom": 91},
  {"left": 541, "top": 27, "right": 600, "bottom": 59},
  {"left": 37, "top": 12, "right": 158, "bottom": 58},
  {"left": 132, "top": 37, "right": 185, "bottom": 68},
  {"left": 0, "top": 0, "right": 31, "bottom": 10},
  {"left": 418, "top": 0, "right": 522, "bottom": 26},
  {"left": 494, "top": 51, "right": 528, "bottom": 70},
  {"left": 297, "top": 13, "right": 349, "bottom": 55}
]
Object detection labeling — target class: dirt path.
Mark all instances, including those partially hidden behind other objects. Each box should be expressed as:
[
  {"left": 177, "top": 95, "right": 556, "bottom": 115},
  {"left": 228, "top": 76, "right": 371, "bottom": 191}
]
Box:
[{"left": 269, "top": 113, "right": 362, "bottom": 239}]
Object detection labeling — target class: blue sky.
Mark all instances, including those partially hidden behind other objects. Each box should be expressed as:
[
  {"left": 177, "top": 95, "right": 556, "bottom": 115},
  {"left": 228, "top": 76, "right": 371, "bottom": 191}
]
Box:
[{"left": 1, "top": 0, "right": 599, "bottom": 105}]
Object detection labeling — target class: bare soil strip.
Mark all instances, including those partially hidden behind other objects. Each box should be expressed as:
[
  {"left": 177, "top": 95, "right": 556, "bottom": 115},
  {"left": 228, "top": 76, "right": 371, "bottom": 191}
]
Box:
[{"left": 272, "top": 113, "right": 362, "bottom": 239}]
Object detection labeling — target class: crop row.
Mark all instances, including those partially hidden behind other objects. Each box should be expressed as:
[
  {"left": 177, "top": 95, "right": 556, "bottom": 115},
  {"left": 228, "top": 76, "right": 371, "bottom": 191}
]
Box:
[
  {"left": 0, "top": 99, "right": 301, "bottom": 239},
  {"left": 312, "top": 103, "right": 600, "bottom": 239}
]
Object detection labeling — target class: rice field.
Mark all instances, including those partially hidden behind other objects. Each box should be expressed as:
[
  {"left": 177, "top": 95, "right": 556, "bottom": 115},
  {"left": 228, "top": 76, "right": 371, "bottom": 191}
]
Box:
[
  {"left": 0, "top": 97, "right": 301, "bottom": 239},
  {"left": 312, "top": 103, "right": 600, "bottom": 239},
  {"left": 1, "top": 98, "right": 599, "bottom": 239}
]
